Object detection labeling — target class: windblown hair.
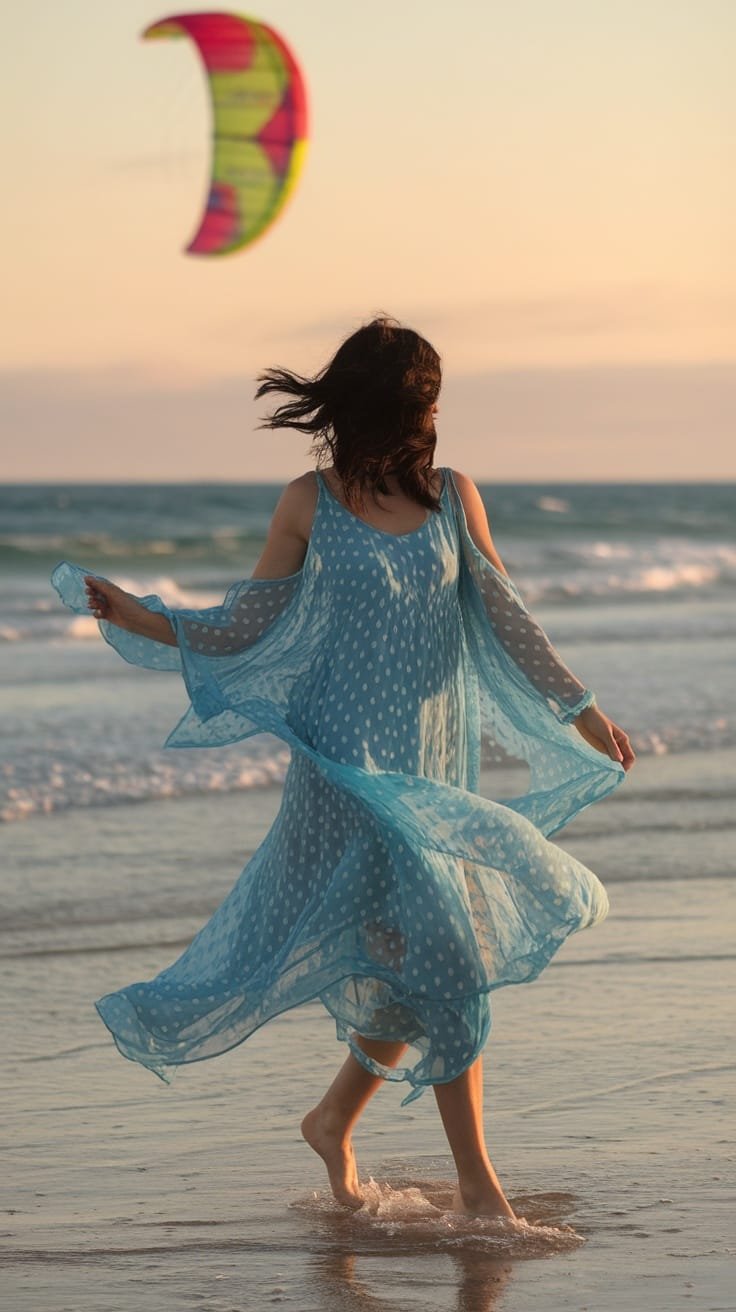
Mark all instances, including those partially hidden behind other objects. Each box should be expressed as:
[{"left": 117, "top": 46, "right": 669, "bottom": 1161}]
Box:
[{"left": 255, "top": 316, "right": 443, "bottom": 513}]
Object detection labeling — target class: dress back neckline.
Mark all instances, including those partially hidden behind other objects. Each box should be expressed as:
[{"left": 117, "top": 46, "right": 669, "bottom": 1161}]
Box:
[{"left": 316, "top": 467, "right": 447, "bottom": 541}]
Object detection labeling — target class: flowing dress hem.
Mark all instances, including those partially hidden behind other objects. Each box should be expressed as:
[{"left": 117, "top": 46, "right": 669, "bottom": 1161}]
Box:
[{"left": 94, "top": 902, "right": 594, "bottom": 1103}]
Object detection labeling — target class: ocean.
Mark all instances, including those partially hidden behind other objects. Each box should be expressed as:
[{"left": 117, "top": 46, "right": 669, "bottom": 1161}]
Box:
[
  {"left": 2, "top": 479, "right": 734, "bottom": 1311},
  {"left": 3, "top": 480, "right": 735, "bottom": 822}
]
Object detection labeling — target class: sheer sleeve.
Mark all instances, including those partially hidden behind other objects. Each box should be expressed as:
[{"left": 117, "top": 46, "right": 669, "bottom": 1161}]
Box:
[
  {"left": 170, "top": 574, "right": 303, "bottom": 656},
  {"left": 50, "top": 562, "right": 303, "bottom": 668},
  {"left": 446, "top": 473, "right": 595, "bottom": 725},
  {"left": 51, "top": 546, "right": 328, "bottom": 750}
]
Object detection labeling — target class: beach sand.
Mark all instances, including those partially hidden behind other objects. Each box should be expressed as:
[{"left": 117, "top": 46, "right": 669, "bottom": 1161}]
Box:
[{"left": 2, "top": 750, "right": 734, "bottom": 1311}]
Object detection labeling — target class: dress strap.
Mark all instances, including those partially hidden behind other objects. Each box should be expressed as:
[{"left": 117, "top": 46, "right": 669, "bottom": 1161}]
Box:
[
  {"left": 439, "top": 465, "right": 448, "bottom": 505},
  {"left": 312, "top": 468, "right": 327, "bottom": 530}
]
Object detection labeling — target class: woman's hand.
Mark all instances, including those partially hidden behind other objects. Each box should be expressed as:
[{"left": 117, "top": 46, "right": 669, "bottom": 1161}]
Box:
[
  {"left": 84, "top": 576, "right": 179, "bottom": 646},
  {"left": 574, "top": 702, "right": 636, "bottom": 772},
  {"left": 84, "top": 576, "right": 147, "bottom": 631}
]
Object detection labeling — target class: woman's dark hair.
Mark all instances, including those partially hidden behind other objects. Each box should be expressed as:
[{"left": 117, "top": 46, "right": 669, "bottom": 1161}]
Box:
[{"left": 255, "top": 315, "right": 443, "bottom": 513}]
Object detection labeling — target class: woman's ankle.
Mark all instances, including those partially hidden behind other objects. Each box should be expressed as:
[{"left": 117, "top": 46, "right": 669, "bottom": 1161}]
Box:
[
  {"left": 456, "top": 1164, "right": 511, "bottom": 1206},
  {"left": 453, "top": 1179, "right": 516, "bottom": 1219},
  {"left": 305, "top": 1101, "right": 353, "bottom": 1142}
]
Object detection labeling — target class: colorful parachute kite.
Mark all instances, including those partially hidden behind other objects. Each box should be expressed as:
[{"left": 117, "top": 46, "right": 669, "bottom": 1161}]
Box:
[{"left": 142, "top": 12, "right": 308, "bottom": 256}]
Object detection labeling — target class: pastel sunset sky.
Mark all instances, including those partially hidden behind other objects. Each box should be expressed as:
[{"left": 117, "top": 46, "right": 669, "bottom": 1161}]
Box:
[{"left": 2, "top": 0, "right": 734, "bottom": 481}]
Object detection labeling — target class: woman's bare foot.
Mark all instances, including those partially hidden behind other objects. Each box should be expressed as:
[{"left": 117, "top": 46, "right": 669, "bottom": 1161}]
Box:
[
  {"left": 451, "top": 1181, "right": 517, "bottom": 1220},
  {"left": 300, "top": 1107, "right": 364, "bottom": 1210}
]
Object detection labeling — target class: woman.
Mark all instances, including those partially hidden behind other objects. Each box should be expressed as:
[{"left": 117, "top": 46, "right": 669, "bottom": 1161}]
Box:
[{"left": 52, "top": 317, "right": 635, "bottom": 1221}]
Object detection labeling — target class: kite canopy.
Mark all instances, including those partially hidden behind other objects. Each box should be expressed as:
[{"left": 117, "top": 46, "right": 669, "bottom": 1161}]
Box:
[{"left": 143, "top": 11, "right": 308, "bottom": 255}]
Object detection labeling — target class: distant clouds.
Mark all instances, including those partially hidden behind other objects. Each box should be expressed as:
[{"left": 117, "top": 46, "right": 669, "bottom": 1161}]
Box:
[
  {"left": 440, "top": 359, "right": 736, "bottom": 481},
  {"left": 2, "top": 358, "right": 733, "bottom": 482},
  {"left": 268, "top": 285, "right": 672, "bottom": 343},
  {"left": 211, "top": 283, "right": 735, "bottom": 380}
]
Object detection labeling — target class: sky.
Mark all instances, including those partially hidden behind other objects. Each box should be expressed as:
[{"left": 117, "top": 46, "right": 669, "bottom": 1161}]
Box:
[{"left": 2, "top": 0, "right": 734, "bottom": 481}]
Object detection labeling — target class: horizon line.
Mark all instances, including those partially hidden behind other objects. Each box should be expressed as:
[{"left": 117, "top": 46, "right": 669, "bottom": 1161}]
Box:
[{"left": 1, "top": 476, "right": 734, "bottom": 487}]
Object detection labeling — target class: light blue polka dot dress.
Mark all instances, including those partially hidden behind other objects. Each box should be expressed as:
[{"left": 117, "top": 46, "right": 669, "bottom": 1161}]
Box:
[{"left": 51, "top": 468, "right": 625, "bottom": 1104}]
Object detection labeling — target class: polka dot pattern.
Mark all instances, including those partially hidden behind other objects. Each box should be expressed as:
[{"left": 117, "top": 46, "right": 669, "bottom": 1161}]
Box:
[{"left": 51, "top": 469, "right": 625, "bottom": 1103}]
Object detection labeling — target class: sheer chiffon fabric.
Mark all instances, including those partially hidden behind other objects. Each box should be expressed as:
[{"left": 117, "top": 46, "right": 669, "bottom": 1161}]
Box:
[{"left": 51, "top": 468, "right": 624, "bottom": 1103}]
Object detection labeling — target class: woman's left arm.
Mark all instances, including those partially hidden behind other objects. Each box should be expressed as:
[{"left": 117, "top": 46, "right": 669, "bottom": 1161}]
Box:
[
  {"left": 84, "top": 577, "right": 178, "bottom": 645},
  {"left": 82, "top": 477, "right": 315, "bottom": 654}
]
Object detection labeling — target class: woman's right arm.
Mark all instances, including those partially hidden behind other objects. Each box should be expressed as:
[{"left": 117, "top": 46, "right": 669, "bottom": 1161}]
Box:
[{"left": 451, "top": 470, "right": 635, "bottom": 772}]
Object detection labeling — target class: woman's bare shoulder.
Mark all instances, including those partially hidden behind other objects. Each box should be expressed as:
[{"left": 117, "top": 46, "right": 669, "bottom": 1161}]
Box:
[
  {"left": 445, "top": 468, "right": 489, "bottom": 514},
  {"left": 285, "top": 470, "right": 319, "bottom": 500},
  {"left": 266, "top": 471, "right": 319, "bottom": 547},
  {"left": 445, "top": 469, "right": 507, "bottom": 572}
]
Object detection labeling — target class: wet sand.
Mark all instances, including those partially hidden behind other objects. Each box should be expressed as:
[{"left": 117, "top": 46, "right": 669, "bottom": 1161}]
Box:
[{"left": 2, "top": 751, "right": 734, "bottom": 1311}]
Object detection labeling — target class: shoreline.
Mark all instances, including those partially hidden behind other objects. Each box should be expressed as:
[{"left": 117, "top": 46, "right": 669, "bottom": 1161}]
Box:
[{"left": 2, "top": 747, "right": 734, "bottom": 1308}]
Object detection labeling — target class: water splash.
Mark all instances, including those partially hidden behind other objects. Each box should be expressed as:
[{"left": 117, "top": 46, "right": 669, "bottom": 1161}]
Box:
[{"left": 292, "top": 1179, "right": 585, "bottom": 1257}]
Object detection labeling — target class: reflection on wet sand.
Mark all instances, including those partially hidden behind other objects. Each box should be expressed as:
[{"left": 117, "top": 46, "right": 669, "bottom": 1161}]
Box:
[{"left": 308, "top": 1249, "right": 513, "bottom": 1312}]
